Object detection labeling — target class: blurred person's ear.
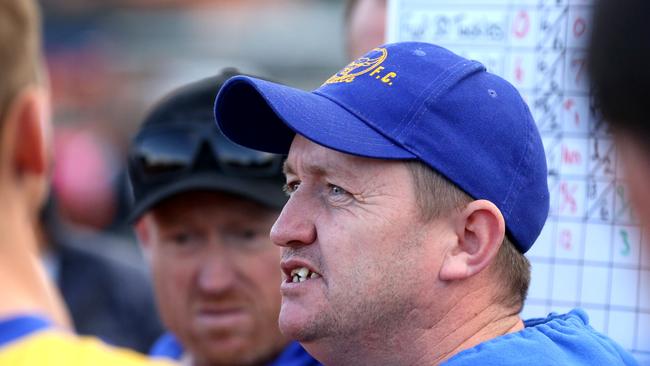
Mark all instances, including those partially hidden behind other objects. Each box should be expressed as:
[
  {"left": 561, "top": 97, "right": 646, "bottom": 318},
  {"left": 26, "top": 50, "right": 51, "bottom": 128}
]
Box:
[
  {"left": 134, "top": 216, "right": 156, "bottom": 265},
  {"left": 439, "top": 200, "right": 505, "bottom": 281},
  {"left": 134, "top": 215, "right": 152, "bottom": 248},
  {"left": 0, "top": 85, "right": 71, "bottom": 329},
  {"left": 0, "top": 85, "right": 51, "bottom": 218}
]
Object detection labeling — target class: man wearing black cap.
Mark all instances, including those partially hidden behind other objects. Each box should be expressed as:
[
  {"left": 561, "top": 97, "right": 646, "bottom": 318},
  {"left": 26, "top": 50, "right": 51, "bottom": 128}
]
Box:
[
  {"left": 128, "top": 71, "right": 318, "bottom": 366},
  {"left": 214, "top": 43, "right": 637, "bottom": 365}
]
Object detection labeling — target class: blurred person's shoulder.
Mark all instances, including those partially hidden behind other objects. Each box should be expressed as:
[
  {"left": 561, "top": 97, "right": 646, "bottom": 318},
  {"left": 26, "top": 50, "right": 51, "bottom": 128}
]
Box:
[{"left": 0, "top": 314, "right": 175, "bottom": 365}]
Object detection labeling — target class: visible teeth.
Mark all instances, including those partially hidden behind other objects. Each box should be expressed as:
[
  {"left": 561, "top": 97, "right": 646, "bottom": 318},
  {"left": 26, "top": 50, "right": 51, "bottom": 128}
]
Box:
[
  {"left": 288, "top": 266, "right": 321, "bottom": 283},
  {"left": 297, "top": 267, "right": 309, "bottom": 278}
]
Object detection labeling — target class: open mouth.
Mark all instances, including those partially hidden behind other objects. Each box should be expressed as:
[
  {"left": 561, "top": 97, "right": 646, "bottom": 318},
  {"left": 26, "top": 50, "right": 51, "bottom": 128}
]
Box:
[{"left": 287, "top": 266, "right": 322, "bottom": 283}]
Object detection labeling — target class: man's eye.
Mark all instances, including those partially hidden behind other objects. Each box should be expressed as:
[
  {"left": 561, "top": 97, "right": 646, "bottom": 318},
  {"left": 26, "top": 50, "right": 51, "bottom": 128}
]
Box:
[
  {"left": 161, "top": 228, "right": 202, "bottom": 247},
  {"left": 170, "top": 232, "right": 196, "bottom": 246},
  {"left": 283, "top": 181, "right": 301, "bottom": 196},
  {"left": 328, "top": 184, "right": 351, "bottom": 198},
  {"left": 224, "top": 228, "right": 267, "bottom": 249},
  {"left": 235, "top": 229, "right": 257, "bottom": 240}
]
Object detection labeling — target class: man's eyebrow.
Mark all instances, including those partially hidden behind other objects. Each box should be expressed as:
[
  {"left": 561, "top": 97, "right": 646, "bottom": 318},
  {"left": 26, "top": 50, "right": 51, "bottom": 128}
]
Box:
[
  {"left": 282, "top": 160, "right": 330, "bottom": 178},
  {"left": 283, "top": 160, "right": 295, "bottom": 176}
]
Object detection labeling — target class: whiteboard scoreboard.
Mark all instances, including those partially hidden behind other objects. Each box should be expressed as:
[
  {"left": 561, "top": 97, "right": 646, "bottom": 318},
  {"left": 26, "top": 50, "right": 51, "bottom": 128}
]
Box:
[{"left": 388, "top": 0, "right": 648, "bottom": 362}]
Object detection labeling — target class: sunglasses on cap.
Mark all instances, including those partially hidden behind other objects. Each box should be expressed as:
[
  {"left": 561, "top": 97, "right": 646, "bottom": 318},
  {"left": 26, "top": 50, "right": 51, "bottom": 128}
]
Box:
[{"left": 128, "top": 123, "right": 284, "bottom": 182}]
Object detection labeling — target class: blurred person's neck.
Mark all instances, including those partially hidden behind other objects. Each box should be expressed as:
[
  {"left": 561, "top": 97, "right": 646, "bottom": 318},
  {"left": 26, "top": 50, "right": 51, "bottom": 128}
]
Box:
[
  {"left": 187, "top": 338, "right": 292, "bottom": 366},
  {"left": 0, "top": 187, "right": 68, "bottom": 326}
]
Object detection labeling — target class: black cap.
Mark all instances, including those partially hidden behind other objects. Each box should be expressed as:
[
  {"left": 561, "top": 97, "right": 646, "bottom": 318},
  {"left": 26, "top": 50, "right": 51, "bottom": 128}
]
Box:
[{"left": 127, "top": 69, "right": 287, "bottom": 221}]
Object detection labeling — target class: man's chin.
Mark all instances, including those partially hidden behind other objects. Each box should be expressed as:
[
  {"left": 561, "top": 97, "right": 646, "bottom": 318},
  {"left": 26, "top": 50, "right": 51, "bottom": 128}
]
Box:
[
  {"left": 193, "top": 336, "right": 285, "bottom": 366},
  {"left": 279, "top": 306, "right": 320, "bottom": 343},
  {"left": 192, "top": 336, "right": 249, "bottom": 363}
]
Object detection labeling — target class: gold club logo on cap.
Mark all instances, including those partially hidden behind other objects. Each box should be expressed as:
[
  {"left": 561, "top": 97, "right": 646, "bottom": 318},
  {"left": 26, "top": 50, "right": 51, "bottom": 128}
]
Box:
[{"left": 324, "top": 48, "right": 397, "bottom": 86}]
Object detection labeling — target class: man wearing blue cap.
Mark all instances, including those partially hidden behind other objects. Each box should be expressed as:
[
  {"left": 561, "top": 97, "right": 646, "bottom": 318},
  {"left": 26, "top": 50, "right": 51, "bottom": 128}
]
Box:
[{"left": 214, "top": 43, "right": 637, "bottom": 365}]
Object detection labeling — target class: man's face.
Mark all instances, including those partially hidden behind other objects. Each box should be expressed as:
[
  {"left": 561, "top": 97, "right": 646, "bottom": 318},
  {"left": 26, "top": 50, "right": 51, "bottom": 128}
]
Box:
[
  {"left": 140, "top": 191, "right": 286, "bottom": 365},
  {"left": 272, "top": 136, "right": 453, "bottom": 354}
]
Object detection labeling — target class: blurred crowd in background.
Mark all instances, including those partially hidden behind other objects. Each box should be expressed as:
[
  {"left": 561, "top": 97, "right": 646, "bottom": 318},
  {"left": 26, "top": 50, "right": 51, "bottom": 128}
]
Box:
[
  {"left": 39, "top": 0, "right": 349, "bottom": 353},
  {"left": 44, "top": 0, "right": 347, "bottom": 237}
]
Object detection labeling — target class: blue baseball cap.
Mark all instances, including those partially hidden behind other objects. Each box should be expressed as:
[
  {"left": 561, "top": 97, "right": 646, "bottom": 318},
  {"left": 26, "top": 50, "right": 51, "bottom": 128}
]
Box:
[{"left": 214, "top": 42, "right": 549, "bottom": 253}]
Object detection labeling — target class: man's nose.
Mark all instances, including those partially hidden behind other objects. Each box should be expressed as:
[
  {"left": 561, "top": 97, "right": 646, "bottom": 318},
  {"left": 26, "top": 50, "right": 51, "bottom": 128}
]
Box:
[
  {"left": 197, "top": 247, "right": 237, "bottom": 294},
  {"left": 270, "top": 192, "right": 316, "bottom": 248}
]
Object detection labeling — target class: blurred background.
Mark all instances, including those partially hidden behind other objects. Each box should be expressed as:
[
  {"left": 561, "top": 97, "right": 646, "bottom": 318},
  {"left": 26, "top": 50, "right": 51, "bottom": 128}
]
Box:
[
  {"left": 38, "top": 0, "right": 349, "bottom": 352},
  {"left": 43, "top": 0, "right": 347, "bottom": 239}
]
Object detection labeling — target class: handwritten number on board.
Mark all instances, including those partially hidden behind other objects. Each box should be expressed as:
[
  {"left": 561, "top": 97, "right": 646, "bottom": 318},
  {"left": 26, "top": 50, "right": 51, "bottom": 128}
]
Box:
[{"left": 619, "top": 229, "right": 631, "bottom": 256}]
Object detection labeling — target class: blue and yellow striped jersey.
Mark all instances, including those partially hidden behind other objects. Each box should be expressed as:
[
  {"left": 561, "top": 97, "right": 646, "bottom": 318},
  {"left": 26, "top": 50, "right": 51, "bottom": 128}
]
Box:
[{"left": 0, "top": 315, "right": 176, "bottom": 365}]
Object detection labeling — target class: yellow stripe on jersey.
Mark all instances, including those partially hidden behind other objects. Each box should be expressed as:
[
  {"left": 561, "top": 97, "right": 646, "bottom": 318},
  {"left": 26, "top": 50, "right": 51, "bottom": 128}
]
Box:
[{"left": 0, "top": 329, "right": 177, "bottom": 366}]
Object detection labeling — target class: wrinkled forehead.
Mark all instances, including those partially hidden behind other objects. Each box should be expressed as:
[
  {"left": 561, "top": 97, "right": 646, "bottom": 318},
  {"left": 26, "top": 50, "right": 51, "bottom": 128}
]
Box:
[
  {"left": 284, "top": 134, "right": 411, "bottom": 187},
  {"left": 286, "top": 135, "right": 364, "bottom": 175}
]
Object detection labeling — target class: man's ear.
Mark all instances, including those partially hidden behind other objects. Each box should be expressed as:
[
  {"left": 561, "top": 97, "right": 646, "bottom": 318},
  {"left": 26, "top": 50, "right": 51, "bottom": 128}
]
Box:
[
  {"left": 134, "top": 215, "right": 152, "bottom": 249},
  {"left": 439, "top": 200, "right": 505, "bottom": 281},
  {"left": 0, "top": 86, "right": 51, "bottom": 221},
  {"left": 2, "top": 86, "right": 50, "bottom": 179}
]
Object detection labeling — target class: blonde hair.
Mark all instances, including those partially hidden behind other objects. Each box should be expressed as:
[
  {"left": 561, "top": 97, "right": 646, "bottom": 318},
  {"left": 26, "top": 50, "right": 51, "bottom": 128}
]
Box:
[{"left": 0, "top": 0, "right": 43, "bottom": 122}]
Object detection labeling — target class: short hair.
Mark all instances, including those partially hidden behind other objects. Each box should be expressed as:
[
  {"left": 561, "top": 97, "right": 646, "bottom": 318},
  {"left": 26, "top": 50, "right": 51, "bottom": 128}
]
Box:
[
  {"left": 588, "top": 0, "right": 650, "bottom": 144},
  {"left": 406, "top": 161, "right": 530, "bottom": 311},
  {"left": 0, "top": 0, "right": 43, "bottom": 123}
]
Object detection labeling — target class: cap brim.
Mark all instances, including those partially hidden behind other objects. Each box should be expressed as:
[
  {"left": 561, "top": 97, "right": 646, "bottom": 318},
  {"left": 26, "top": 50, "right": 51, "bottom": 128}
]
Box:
[
  {"left": 214, "top": 76, "right": 416, "bottom": 159},
  {"left": 128, "top": 172, "right": 286, "bottom": 222}
]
